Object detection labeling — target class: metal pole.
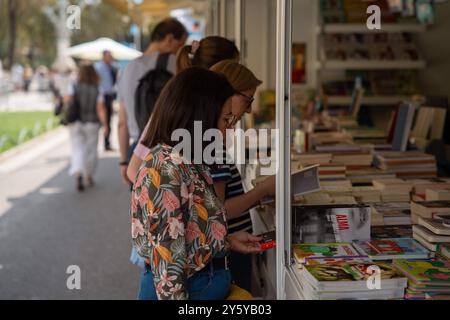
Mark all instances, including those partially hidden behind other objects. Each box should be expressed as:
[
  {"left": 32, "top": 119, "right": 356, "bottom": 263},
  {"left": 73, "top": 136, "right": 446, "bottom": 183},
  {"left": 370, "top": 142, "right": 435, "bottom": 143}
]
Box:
[
  {"left": 275, "top": 0, "right": 292, "bottom": 301},
  {"left": 234, "top": 0, "right": 246, "bottom": 174},
  {"left": 212, "top": 0, "right": 220, "bottom": 36},
  {"left": 234, "top": 0, "right": 245, "bottom": 64}
]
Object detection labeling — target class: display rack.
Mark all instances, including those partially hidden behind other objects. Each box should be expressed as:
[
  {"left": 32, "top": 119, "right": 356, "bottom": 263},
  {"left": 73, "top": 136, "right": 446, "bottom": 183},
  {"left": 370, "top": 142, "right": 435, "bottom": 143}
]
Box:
[{"left": 316, "top": 2, "right": 428, "bottom": 108}]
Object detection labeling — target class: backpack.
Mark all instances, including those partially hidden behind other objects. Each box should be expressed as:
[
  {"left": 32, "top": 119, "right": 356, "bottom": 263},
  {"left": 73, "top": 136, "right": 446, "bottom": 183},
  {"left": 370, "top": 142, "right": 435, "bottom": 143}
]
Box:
[{"left": 134, "top": 53, "right": 173, "bottom": 135}]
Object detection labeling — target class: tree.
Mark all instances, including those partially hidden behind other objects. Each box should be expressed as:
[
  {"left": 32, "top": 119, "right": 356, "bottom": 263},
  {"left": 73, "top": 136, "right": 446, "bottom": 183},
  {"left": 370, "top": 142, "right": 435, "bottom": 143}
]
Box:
[{"left": 6, "top": 0, "right": 18, "bottom": 70}]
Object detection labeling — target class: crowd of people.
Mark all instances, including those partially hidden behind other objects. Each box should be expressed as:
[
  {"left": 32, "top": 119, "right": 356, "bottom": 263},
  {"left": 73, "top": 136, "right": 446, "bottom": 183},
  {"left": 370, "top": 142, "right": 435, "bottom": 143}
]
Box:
[{"left": 59, "top": 17, "right": 276, "bottom": 300}]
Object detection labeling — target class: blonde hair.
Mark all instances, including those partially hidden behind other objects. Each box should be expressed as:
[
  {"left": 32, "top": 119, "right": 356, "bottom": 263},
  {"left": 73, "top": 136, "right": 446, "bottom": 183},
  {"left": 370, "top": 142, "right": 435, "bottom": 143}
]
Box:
[{"left": 210, "top": 60, "right": 262, "bottom": 92}]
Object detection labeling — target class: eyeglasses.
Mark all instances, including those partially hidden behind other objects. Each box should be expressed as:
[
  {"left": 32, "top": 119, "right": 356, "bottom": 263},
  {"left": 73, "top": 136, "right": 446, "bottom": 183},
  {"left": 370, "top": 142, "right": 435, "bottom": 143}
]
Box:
[{"left": 236, "top": 92, "right": 255, "bottom": 111}]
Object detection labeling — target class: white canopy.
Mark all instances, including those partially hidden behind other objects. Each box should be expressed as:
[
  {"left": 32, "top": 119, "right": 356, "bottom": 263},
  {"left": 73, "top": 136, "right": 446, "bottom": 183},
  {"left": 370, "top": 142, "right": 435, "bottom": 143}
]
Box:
[{"left": 67, "top": 38, "right": 142, "bottom": 61}]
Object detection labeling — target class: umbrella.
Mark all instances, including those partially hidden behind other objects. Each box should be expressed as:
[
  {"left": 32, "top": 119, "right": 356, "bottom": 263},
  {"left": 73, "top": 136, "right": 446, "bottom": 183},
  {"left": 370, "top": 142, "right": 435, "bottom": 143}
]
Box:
[{"left": 67, "top": 38, "right": 142, "bottom": 61}]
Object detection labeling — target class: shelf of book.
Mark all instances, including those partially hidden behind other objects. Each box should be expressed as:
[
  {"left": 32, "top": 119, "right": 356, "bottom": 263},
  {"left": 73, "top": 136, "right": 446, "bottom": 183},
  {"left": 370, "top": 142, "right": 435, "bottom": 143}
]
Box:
[
  {"left": 327, "top": 95, "right": 410, "bottom": 106},
  {"left": 319, "top": 60, "right": 426, "bottom": 70},
  {"left": 322, "top": 23, "right": 426, "bottom": 34}
]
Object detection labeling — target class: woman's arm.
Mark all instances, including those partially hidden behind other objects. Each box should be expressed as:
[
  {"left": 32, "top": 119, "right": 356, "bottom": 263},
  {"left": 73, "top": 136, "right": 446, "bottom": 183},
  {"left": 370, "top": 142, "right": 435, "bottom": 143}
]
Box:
[
  {"left": 96, "top": 101, "right": 108, "bottom": 130},
  {"left": 224, "top": 175, "right": 275, "bottom": 220},
  {"left": 127, "top": 153, "right": 143, "bottom": 182}
]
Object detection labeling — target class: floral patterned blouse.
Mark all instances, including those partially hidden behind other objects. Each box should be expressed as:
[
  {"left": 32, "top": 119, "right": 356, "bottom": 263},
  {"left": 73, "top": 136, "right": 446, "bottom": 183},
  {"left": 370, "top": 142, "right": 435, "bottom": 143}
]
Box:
[{"left": 131, "top": 144, "right": 229, "bottom": 300}]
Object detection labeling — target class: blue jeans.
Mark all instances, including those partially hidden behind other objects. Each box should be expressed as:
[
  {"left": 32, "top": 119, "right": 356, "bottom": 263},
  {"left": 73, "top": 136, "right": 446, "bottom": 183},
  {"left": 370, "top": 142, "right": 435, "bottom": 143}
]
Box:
[{"left": 138, "top": 264, "right": 232, "bottom": 300}]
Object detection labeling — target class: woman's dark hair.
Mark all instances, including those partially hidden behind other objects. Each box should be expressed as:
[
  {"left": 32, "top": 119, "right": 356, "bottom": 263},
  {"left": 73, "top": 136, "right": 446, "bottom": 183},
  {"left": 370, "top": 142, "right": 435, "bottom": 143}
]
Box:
[
  {"left": 177, "top": 36, "right": 240, "bottom": 73},
  {"left": 142, "top": 67, "right": 235, "bottom": 157},
  {"left": 150, "top": 18, "right": 188, "bottom": 42},
  {"left": 77, "top": 64, "right": 99, "bottom": 86}
]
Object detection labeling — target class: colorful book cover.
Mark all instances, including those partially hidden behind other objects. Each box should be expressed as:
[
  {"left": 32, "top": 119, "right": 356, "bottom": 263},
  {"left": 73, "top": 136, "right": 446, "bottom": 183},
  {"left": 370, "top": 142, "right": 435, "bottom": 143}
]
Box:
[
  {"left": 393, "top": 260, "right": 450, "bottom": 286},
  {"left": 306, "top": 261, "right": 403, "bottom": 282},
  {"left": 293, "top": 243, "right": 367, "bottom": 265},
  {"left": 353, "top": 238, "right": 429, "bottom": 260},
  {"left": 367, "top": 239, "right": 404, "bottom": 254}
]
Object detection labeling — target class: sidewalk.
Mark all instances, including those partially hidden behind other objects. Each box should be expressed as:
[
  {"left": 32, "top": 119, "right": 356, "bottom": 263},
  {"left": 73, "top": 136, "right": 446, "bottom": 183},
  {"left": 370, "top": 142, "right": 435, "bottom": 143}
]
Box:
[{"left": 0, "top": 117, "right": 139, "bottom": 299}]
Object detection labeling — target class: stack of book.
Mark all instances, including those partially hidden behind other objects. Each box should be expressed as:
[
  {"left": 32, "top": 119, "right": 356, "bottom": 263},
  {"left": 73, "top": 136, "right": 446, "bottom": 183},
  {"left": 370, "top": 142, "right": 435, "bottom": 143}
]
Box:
[
  {"left": 370, "top": 202, "right": 412, "bottom": 226},
  {"left": 393, "top": 260, "right": 450, "bottom": 300},
  {"left": 293, "top": 261, "right": 408, "bottom": 300},
  {"left": 352, "top": 238, "right": 430, "bottom": 261},
  {"left": 412, "top": 217, "right": 450, "bottom": 253},
  {"left": 352, "top": 186, "right": 381, "bottom": 203},
  {"left": 373, "top": 179, "right": 413, "bottom": 202},
  {"left": 310, "top": 133, "right": 353, "bottom": 149},
  {"left": 291, "top": 153, "right": 332, "bottom": 166},
  {"left": 410, "top": 201, "right": 450, "bottom": 224},
  {"left": 426, "top": 189, "right": 450, "bottom": 201},
  {"left": 346, "top": 167, "right": 396, "bottom": 184},
  {"left": 374, "top": 152, "right": 437, "bottom": 179},
  {"left": 409, "top": 178, "right": 450, "bottom": 201},
  {"left": 332, "top": 152, "right": 374, "bottom": 168},
  {"left": 318, "top": 163, "right": 347, "bottom": 180}
]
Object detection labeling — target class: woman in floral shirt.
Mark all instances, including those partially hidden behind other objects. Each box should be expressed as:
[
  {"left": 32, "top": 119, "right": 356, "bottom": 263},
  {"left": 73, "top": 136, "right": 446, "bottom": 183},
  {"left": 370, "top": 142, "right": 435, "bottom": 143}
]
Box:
[{"left": 131, "top": 67, "right": 262, "bottom": 300}]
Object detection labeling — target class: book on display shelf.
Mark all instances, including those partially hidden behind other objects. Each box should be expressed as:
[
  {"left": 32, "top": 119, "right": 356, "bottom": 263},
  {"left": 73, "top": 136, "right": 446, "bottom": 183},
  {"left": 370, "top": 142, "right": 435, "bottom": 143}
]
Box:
[
  {"left": 410, "top": 178, "right": 450, "bottom": 198},
  {"left": 413, "top": 225, "right": 450, "bottom": 243},
  {"left": 426, "top": 189, "right": 450, "bottom": 201},
  {"left": 371, "top": 225, "right": 413, "bottom": 239},
  {"left": 292, "top": 243, "right": 368, "bottom": 266},
  {"left": 410, "top": 201, "right": 450, "bottom": 222},
  {"left": 292, "top": 204, "right": 371, "bottom": 244},
  {"left": 297, "top": 261, "right": 407, "bottom": 298},
  {"left": 352, "top": 238, "right": 429, "bottom": 260},
  {"left": 418, "top": 217, "right": 450, "bottom": 236},
  {"left": 393, "top": 259, "right": 450, "bottom": 300}
]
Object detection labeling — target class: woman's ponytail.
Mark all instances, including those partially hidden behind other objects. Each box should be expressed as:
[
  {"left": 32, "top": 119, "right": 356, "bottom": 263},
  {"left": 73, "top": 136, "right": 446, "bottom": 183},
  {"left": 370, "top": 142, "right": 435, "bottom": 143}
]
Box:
[{"left": 176, "top": 45, "right": 193, "bottom": 74}]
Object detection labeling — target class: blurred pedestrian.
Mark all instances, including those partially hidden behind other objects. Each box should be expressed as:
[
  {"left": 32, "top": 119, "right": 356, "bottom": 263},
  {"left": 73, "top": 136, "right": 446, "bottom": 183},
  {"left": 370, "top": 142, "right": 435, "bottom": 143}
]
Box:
[
  {"left": 117, "top": 17, "right": 188, "bottom": 187},
  {"left": 67, "top": 64, "right": 108, "bottom": 192},
  {"left": 95, "top": 50, "right": 117, "bottom": 151}
]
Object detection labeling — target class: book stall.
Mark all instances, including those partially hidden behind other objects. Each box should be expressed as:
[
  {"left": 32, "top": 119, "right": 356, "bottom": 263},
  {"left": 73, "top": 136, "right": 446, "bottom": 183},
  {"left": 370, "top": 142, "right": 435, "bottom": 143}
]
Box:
[{"left": 245, "top": 0, "right": 450, "bottom": 300}]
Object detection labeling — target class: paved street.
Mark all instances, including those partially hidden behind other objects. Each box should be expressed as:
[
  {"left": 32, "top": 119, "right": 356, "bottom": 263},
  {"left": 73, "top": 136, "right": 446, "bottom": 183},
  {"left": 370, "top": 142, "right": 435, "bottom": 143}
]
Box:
[{"left": 0, "top": 124, "right": 139, "bottom": 300}]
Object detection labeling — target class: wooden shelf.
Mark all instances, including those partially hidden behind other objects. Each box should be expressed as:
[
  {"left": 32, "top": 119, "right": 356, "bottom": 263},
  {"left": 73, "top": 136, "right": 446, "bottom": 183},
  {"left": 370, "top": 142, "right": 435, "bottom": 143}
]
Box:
[
  {"left": 327, "top": 95, "right": 411, "bottom": 106},
  {"left": 319, "top": 60, "right": 426, "bottom": 70},
  {"left": 322, "top": 23, "right": 426, "bottom": 34}
]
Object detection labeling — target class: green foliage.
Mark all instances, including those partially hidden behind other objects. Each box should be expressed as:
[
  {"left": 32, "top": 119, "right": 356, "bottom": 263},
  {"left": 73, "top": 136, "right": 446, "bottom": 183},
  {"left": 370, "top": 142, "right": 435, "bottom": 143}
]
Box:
[{"left": 0, "top": 111, "right": 60, "bottom": 153}]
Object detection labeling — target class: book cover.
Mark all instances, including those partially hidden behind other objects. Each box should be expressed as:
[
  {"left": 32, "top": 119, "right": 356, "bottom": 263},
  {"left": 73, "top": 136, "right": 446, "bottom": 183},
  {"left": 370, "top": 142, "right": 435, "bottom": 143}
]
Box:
[
  {"left": 293, "top": 243, "right": 367, "bottom": 265},
  {"left": 393, "top": 260, "right": 450, "bottom": 286},
  {"left": 371, "top": 225, "right": 413, "bottom": 239},
  {"left": 353, "top": 238, "right": 429, "bottom": 260},
  {"left": 438, "top": 244, "right": 450, "bottom": 260},
  {"left": 292, "top": 205, "right": 371, "bottom": 243},
  {"left": 303, "top": 261, "right": 407, "bottom": 291}
]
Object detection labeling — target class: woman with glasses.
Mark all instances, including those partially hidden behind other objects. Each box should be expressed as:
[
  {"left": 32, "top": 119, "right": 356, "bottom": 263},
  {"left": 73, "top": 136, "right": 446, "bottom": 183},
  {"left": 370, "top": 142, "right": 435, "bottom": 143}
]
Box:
[
  {"left": 209, "top": 60, "right": 275, "bottom": 292},
  {"left": 132, "top": 67, "right": 263, "bottom": 300}
]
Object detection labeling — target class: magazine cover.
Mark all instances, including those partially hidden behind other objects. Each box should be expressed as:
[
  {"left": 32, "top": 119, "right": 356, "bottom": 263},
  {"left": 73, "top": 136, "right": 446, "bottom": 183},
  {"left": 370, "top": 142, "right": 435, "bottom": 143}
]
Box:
[
  {"left": 394, "top": 260, "right": 450, "bottom": 286},
  {"left": 292, "top": 243, "right": 367, "bottom": 265},
  {"left": 353, "top": 238, "right": 429, "bottom": 260},
  {"left": 292, "top": 205, "right": 371, "bottom": 243}
]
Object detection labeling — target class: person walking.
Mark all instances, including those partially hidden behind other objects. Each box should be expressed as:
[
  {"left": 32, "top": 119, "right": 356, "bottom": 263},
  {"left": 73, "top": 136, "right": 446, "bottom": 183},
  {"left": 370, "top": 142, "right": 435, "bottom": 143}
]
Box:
[
  {"left": 95, "top": 50, "right": 117, "bottom": 151},
  {"left": 67, "top": 64, "right": 108, "bottom": 191},
  {"left": 117, "top": 18, "right": 188, "bottom": 187}
]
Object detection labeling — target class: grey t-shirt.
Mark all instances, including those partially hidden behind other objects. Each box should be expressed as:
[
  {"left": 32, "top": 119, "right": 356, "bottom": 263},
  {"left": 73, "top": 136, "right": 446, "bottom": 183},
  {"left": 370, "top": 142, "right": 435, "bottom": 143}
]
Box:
[{"left": 117, "top": 53, "right": 176, "bottom": 141}]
